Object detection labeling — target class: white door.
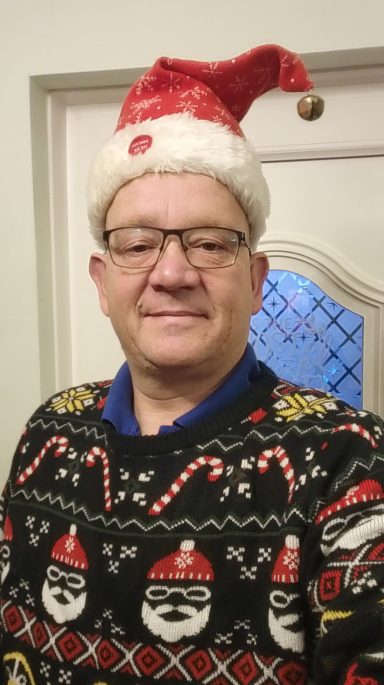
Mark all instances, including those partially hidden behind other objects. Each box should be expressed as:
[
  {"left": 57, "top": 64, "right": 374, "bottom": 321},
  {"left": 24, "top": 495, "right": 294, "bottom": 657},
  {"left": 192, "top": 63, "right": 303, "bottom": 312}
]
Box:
[{"left": 45, "top": 67, "right": 384, "bottom": 414}]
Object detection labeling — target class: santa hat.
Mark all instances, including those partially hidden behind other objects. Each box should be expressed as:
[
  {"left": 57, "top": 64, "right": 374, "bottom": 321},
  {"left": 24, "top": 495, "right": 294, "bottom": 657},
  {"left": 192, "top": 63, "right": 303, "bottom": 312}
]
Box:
[
  {"left": 271, "top": 535, "right": 300, "bottom": 583},
  {"left": 147, "top": 540, "right": 214, "bottom": 582},
  {"left": 315, "top": 479, "right": 384, "bottom": 524},
  {"left": 3, "top": 516, "right": 13, "bottom": 542},
  {"left": 87, "top": 44, "right": 313, "bottom": 252},
  {"left": 50, "top": 524, "right": 89, "bottom": 571}
]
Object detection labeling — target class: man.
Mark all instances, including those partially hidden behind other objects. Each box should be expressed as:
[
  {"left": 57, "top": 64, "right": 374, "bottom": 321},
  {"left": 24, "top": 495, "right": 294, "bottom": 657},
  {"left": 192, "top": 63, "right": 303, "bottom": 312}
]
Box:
[{"left": 1, "top": 44, "right": 384, "bottom": 685}]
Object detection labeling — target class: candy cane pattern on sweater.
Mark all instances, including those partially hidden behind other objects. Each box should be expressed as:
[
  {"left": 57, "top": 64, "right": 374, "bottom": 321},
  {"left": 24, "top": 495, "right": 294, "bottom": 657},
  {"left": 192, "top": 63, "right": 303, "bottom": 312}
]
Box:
[
  {"left": 86, "top": 446, "right": 112, "bottom": 511},
  {"left": 16, "top": 436, "right": 69, "bottom": 485},
  {"left": 258, "top": 446, "right": 295, "bottom": 504},
  {"left": 148, "top": 456, "right": 224, "bottom": 516},
  {"left": 331, "top": 422, "right": 378, "bottom": 448}
]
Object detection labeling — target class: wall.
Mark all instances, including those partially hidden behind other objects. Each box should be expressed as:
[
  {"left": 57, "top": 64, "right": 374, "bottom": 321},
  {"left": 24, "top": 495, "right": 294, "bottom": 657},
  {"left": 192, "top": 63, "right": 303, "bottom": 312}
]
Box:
[{"left": 1, "top": 0, "right": 384, "bottom": 483}]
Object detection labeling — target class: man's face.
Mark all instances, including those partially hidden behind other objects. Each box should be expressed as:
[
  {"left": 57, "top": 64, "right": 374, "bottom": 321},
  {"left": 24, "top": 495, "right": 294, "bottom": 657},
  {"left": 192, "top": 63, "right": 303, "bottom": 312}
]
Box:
[{"left": 90, "top": 172, "right": 268, "bottom": 378}]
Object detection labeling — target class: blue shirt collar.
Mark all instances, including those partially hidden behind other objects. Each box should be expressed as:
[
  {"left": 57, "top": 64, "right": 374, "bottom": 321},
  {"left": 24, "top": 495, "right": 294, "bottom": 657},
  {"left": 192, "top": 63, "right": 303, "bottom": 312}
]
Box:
[{"left": 102, "top": 343, "right": 260, "bottom": 435}]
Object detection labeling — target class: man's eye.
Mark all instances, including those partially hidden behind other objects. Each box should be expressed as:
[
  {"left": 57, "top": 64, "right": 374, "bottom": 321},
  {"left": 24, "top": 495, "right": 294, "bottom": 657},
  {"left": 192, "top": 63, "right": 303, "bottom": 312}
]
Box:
[
  {"left": 129, "top": 243, "right": 154, "bottom": 253},
  {"left": 192, "top": 240, "right": 226, "bottom": 252},
  {"left": 116, "top": 242, "right": 155, "bottom": 254}
]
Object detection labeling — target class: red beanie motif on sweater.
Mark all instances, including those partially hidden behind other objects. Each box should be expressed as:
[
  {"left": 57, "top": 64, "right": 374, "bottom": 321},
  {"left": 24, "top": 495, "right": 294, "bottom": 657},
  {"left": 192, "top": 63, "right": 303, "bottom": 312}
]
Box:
[{"left": 50, "top": 524, "right": 89, "bottom": 570}]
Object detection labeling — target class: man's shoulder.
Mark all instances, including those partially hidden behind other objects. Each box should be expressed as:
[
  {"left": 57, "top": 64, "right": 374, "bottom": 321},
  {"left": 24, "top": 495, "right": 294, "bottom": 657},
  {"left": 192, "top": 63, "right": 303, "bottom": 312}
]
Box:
[
  {"left": 32, "top": 380, "right": 113, "bottom": 422},
  {"left": 7, "top": 381, "right": 113, "bottom": 483},
  {"left": 270, "top": 378, "right": 383, "bottom": 431}
]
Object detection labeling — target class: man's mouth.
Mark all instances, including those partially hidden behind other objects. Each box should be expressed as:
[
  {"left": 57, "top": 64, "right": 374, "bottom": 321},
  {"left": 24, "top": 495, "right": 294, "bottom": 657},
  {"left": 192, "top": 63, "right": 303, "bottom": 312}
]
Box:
[{"left": 147, "top": 311, "right": 203, "bottom": 317}]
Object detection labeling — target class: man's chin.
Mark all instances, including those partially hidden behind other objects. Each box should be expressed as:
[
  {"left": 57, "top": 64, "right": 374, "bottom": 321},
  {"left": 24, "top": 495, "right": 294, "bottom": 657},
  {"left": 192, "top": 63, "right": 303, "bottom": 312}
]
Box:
[
  {"left": 143, "top": 349, "right": 211, "bottom": 373},
  {"left": 135, "top": 336, "right": 211, "bottom": 368}
]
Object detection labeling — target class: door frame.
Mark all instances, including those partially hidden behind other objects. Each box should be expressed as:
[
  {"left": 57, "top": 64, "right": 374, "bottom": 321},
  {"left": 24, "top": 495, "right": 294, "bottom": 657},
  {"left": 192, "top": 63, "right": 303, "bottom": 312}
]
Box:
[{"left": 29, "top": 47, "right": 384, "bottom": 414}]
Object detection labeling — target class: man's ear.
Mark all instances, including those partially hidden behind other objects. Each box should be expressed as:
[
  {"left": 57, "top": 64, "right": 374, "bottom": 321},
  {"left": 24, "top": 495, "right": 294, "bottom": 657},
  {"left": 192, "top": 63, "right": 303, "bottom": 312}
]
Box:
[
  {"left": 250, "top": 252, "right": 269, "bottom": 315},
  {"left": 89, "top": 253, "right": 110, "bottom": 317}
]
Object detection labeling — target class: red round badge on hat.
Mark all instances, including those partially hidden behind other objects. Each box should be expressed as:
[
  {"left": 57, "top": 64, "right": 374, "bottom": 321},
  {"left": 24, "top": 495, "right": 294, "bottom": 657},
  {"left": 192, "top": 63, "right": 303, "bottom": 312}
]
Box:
[{"left": 128, "top": 134, "right": 153, "bottom": 156}]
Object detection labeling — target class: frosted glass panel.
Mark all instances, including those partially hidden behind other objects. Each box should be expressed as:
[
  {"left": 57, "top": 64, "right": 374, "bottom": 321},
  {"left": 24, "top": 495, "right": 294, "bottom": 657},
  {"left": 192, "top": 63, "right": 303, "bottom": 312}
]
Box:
[{"left": 249, "top": 270, "right": 363, "bottom": 408}]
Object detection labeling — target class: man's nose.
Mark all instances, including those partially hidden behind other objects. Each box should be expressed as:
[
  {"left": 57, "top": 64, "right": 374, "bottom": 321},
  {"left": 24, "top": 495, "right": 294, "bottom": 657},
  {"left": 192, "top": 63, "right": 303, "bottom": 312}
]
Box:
[{"left": 148, "top": 236, "right": 200, "bottom": 289}]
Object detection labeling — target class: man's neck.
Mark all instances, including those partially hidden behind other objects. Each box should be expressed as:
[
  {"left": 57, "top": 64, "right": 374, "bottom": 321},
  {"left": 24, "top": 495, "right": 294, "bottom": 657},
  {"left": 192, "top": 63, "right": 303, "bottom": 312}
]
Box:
[
  {"left": 131, "top": 371, "right": 228, "bottom": 436},
  {"left": 130, "top": 366, "right": 232, "bottom": 435}
]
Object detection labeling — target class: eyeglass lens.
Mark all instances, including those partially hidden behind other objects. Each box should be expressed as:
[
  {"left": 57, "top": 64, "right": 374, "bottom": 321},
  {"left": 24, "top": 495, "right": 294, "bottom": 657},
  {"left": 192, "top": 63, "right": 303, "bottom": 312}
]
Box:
[{"left": 107, "top": 227, "right": 242, "bottom": 269}]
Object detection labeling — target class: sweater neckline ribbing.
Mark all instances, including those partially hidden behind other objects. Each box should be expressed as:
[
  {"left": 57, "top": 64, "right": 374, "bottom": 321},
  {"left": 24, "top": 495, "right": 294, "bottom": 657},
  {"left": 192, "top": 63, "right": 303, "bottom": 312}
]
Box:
[{"left": 99, "top": 363, "right": 279, "bottom": 456}]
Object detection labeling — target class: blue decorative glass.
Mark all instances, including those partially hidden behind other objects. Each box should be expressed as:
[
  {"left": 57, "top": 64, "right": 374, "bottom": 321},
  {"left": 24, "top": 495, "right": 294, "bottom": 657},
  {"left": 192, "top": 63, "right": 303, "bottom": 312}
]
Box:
[{"left": 249, "top": 270, "right": 363, "bottom": 408}]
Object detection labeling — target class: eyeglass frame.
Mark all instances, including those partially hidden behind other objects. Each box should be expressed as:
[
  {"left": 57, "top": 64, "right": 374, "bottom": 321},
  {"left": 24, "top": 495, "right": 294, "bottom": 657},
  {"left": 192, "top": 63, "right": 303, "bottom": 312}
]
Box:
[{"left": 102, "top": 226, "right": 251, "bottom": 270}]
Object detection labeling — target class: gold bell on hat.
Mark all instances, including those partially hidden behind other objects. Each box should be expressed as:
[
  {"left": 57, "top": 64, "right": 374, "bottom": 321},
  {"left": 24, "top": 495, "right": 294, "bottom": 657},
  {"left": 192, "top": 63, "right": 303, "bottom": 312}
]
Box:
[{"left": 297, "top": 93, "right": 324, "bottom": 121}]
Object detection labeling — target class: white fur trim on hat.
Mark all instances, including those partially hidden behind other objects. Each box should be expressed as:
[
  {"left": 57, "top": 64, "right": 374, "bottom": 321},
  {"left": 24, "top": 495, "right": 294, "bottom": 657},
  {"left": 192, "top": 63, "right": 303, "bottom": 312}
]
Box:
[{"left": 87, "top": 113, "right": 270, "bottom": 253}]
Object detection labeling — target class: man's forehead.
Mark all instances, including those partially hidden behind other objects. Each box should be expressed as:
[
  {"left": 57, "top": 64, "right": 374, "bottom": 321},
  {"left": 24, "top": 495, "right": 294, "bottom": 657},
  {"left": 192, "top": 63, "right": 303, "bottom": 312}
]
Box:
[{"left": 106, "top": 172, "right": 250, "bottom": 232}]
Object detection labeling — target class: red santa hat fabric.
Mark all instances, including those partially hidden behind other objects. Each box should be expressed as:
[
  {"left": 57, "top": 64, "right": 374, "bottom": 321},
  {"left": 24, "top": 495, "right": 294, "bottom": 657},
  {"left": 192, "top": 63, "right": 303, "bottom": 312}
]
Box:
[
  {"left": 87, "top": 44, "right": 313, "bottom": 252},
  {"left": 147, "top": 540, "right": 214, "bottom": 582},
  {"left": 3, "top": 516, "right": 13, "bottom": 542},
  {"left": 271, "top": 535, "right": 300, "bottom": 583},
  {"left": 315, "top": 479, "right": 384, "bottom": 524},
  {"left": 50, "top": 524, "right": 89, "bottom": 570}
]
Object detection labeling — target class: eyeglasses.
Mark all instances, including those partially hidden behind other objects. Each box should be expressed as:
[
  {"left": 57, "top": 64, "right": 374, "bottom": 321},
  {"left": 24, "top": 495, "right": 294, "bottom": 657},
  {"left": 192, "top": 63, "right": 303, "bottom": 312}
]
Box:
[
  {"left": 47, "top": 565, "right": 86, "bottom": 589},
  {"left": 145, "top": 585, "right": 211, "bottom": 602},
  {"left": 103, "top": 226, "right": 250, "bottom": 270}
]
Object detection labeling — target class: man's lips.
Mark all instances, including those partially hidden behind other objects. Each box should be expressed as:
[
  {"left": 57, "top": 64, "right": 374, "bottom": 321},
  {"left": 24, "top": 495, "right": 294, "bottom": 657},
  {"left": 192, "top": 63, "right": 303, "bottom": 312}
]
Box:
[{"left": 145, "top": 311, "right": 206, "bottom": 317}]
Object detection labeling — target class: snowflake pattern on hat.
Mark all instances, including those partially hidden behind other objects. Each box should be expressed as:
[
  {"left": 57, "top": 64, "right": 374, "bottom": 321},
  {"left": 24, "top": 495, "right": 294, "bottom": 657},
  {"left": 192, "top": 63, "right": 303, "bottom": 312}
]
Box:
[
  {"left": 272, "top": 535, "right": 300, "bottom": 584},
  {"left": 50, "top": 524, "right": 89, "bottom": 570},
  {"left": 87, "top": 44, "right": 313, "bottom": 252},
  {"left": 147, "top": 540, "right": 214, "bottom": 581}
]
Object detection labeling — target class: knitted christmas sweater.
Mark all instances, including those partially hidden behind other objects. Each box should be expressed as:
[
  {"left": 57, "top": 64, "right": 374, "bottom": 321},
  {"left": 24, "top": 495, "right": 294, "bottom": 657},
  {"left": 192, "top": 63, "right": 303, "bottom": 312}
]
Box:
[{"left": 1, "top": 366, "right": 384, "bottom": 685}]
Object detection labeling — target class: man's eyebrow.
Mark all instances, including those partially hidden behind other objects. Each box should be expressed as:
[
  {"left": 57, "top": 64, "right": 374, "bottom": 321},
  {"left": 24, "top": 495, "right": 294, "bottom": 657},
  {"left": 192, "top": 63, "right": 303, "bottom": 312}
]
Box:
[
  {"left": 110, "top": 215, "right": 158, "bottom": 227},
  {"left": 110, "top": 217, "right": 233, "bottom": 229}
]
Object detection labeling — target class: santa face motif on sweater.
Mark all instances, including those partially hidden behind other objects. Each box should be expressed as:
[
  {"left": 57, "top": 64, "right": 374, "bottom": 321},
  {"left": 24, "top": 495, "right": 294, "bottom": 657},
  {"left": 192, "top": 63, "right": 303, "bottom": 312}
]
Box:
[
  {"left": 321, "top": 506, "right": 384, "bottom": 556},
  {"left": 1, "top": 515, "right": 13, "bottom": 584},
  {"left": 142, "top": 540, "right": 214, "bottom": 642},
  {"left": 42, "top": 524, "right": 89, "bottom": 624},
  {"left": 142, "top": 582, "right": 212, "bottom": 642},
  {"left": 268, "top": 535, "right": 305, "bottom": 653},
  {"left": 1, "top": 542, "right": 11, "bottom": 584},
  {"left": 42, "top": 562, "right": 87, "bottom": 624},
  {"left": 268, "top": 590, "right": 304, "bottom": 653}
]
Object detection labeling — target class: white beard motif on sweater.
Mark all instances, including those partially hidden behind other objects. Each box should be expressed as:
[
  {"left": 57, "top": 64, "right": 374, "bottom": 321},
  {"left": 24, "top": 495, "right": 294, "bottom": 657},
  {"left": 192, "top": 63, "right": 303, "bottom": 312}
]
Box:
[
  {"left": 1, "top": 543, "right": 10, "bottom": 584},
  {"left": 268, "top": 590, "right": 305, "bottom": 653},
  {"left": 320, "top": 505, "right": 384, "bottom": 556},
  {"left": 142, "top": 583, "right": 212, "bottom": 642},
  {"left": 42, "top": 563, "right": 87, "bottom": 624}
]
